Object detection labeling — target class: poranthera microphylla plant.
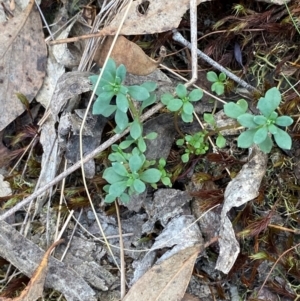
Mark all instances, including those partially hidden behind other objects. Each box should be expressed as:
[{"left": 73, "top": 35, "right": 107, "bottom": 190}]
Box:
[{"left": 90, "top": 60, "right": 293, "bottom": 202}]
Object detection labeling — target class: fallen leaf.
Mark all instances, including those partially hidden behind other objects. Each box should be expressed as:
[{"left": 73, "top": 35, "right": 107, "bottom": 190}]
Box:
[
  {"left": 0, "top": 239, "right": 64, "bottom": 301},
  {"left": 93, "top": 36, "right": 162, "bottom": 75},
  {"left": 216, "top": 146, "right": 268, "bottom": 273},
  {"left": 99, "top": 0, "right": 211, "bottom": 36},
  {"left": 0, "top": 1, "right": 47, "bottom": 130},
  {"left": 123, "top": 244, "right": 201, "bottom": 301}
]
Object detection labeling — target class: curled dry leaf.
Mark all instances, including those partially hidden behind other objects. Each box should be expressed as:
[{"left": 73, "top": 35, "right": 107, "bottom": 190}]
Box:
[
  {"left": 123, "top": 244, "right": 201, "bottom": 301},
  {"left": 94, "top": 36, "right": 162, "bottom": 75},
  {"left": 216, "top": 147, "right": 268, "bottom": 273},
  {"left": 0, "top": 0, "right": 47, "bottom": 131},
  {"left": 99, "top": 0, "right": 211, "bottom": 36}
]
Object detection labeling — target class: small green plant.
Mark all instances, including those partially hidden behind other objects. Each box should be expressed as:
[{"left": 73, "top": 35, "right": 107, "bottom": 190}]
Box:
[
  {"left": 161, "top": 84, "right": 203, "bottom": 122},
  {"left": 103, "top": 146, "right": 162, "bottom": 203},
  {"left": 203, "top": 113, "right": 227, "bottom": 148},
  {"left": 224, "top": 87, "right": 293, "bottom": 153},
  {"left": 176, "top": 131, "right": 209, "bottom": 163},
  {"left": 206, "top": 71, "right": 227, "bottom": 95},
  {"left": 90, "top": 59, "right": 156, "bottom": 133}
]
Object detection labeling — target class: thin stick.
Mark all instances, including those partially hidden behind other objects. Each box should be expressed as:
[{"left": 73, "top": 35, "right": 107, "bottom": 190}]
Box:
[
  {"left": 115, "top": 202, "right": 126, "bottom": 298},
  {"left": 186, "top": 0, "right": 197, "bottom": 87},
  {"left": 172, "top": 30, "right": 259, "bottom": 94}
]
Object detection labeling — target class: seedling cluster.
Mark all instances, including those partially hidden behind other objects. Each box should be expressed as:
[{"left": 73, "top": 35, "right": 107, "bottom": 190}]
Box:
[{"left": 90, "top": 59, "right": 293, "bottom": 203}]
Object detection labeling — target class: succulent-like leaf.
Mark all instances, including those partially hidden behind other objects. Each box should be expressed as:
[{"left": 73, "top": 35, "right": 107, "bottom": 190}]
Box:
[
  {"left": 140, "top": 168, "right": 161, "bottom": 183},
  {"left": 103, "top": 167, "right": 126, "bottom": 184},
  {"left": 109, "top": 181, "right": 128, "bottom": 197},
  {"left": 237, "top": 113, "right": 257, "bottom": 128},
  {"left": 183, "top": 102, "right": 194, "bottom": 115},
  {"left": 141, "top": 82, "right": 157, "bottom": 92},
  {"left": 253, "top": 115, "right": 267, "bottom": 125},
  {"left": 224, "top": 102, "right": 247, "bottom": 118},
  {"left": 161, "top": 93, "right": 174, "bottom": 105},
  {"left": 128, "top": 85, "right": 150, "bottom": 100},
  {"left": 258, "top": 135, "right": 273, "bottom": 153},
  {"left": 115, "top": 109, "right": 129, "bottom": 131},
  {"left": 129, "top": 153, "right": 144, "bottom": 173},
  {"left": 116, "top": 93, "right": 129, "bottom": 113},
  {"left": 237, "top": 129, "right": 256, "bottom": 148},
  {"left": 273, "top": 128, "right": 292, "bottom": 150},
  {"left": 130, "top": 119, "right": 143, "bottom": 140},
  {"left": 257, "top": 87, "right": 281, "bottom": 117},
  {"left": 206, "top": 71, "right": 218, "bottom": 82},
  {"left": 253, "top": 127, "right": 268, "bottom": 144},
  {"left": 133, "top": 179, "right": 146, "bottom": 193},
  {"left": 112, "top": 162, "right": 128, "bottom": 177},
  {"left": 275, "top": 116, "right": 294, "bottom": 127},
  {"left": 176, "top": 84, "right": 187, "bottom": 98},
  {"left": 167, "top": 98, "right": 183, "bottom": 111},
  {"left": 188, "top": 88, "right": 203, "bottom": 101},
  {"left": 116, "top": 64, "right": 127, "bottom": 82}
]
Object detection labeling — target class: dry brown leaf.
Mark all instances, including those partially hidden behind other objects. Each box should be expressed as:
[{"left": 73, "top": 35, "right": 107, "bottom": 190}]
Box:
[
  {"left": 94, "top": 36, "right": 159, "bottom": 75},
  {"left": 99, "top": 0, "right": 210, "bottom": 36},
  {"left": 123, "top": 245, "right": 201, "bottom": 301},
  {"left": 216, "top": 147, "right": 268, "bottom": 273},
  {"left": 0, "top": 1, "right": 47, "bottom": 130},
  {"left": 0, "top": 239, "right": 63, "bottom": 301}
]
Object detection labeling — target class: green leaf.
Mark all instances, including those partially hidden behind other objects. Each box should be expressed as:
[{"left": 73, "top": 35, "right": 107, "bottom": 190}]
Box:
[
  {"left": 144, "top": 132, "right": 157, "bottom": 140},
  {"left": 130, "top": 119, "right": 143, "bottom": 140},
  {"left": 161, "top": 93, "right": 174, "bottom": 105},
  {"left": 133, "top": 179, "right": 146, "bottom": 193},
  {"left": 267, "top": 124, "right": 278, "bottom": 135},
  {"left": 181, "top": 112, "right": 193, "bottom": 123},
  {"left": 253, "top": 127, "right": 268, "bottom": 144},
  {"left": 104, "top": 193, "right": 117, "bottom": 203},
  {"left": 140, "top": 168, "right": 161, "bottom": 183},
  {"left": 119, "top": 139, "right": 135, "bottom": 149},
  {"left": 219, "top": 72, "right": 226, "bottom": 82},
  {"left": 258, "top": 135, "right": 273, "bottom": 153},
  {"left": 167, "top": 98, "right": 183, "bottom": 111},
  {"left": 182, "top": 102, "right": 194, "bottom": 115},
  {"left": 128, "top": 85, "right": 150, "bottom": 100},
  {"left": 188, "top": 89, "right": 203, "bottom": 101},
  {"left": 104, "top": 58, "right": 117, "bottom": 76},
  {"left": 224, "top": 102, "right": 247, "bottom": 118},
  {"left": 162, "top": 177, "right": 171, "bottom": 186},
  {"left": 176, "top": 84, "right": 187, "bottom": 98},
  {"left": 273, "top": 128, "right": 292, "bottom": 150},
  {"left": 257, "top": 87, "right": 281, "bottom": 117},
  {"left": 211, "top": 82, "right": 224, "bottom": 95},
  {"left": 116, "top": 93, "right": 129, "bottom": 113},
  {"left": 103, "top": 167, "right": 126, "bottom": 184},
  {"left": 141, "top": 82, "right": 157, "bottom": 92},
  {"left": 112, "top": 162, "right": 128, "bottom": 177},
  {"left": 129, "top": 154, "right": 144, "bottom": 172},
  {"left": 109, "top": 181, "right": 128, "bottom": 197},
  {"left": 181, "top": 153, "right": 189, "bottom": 163},
  {"left": 138, "top": 137, "right": 147, "bottom": 152},
  {"left": 237, "top": 113, "right": 257, "bottom": 128},
  {"left": 204, "top": 113, "right": 216, "bottom": 126},
  {"left": 206, "top": 71, "right": 218, "bottom": 82},
  {"left": 119, "top": 193, "right": 130, "bottom": 203},
  {"left": 237, "top": 129, "right": 256, "bottom": 148},
  {"left": 275, "top": 116, "right": 294, "bottom": 127},
  {"left": 176, "top": 138, "right": 184, "bottom": 146},
  {"left": 216, "top": 134, "right": 226, "bottom": 148},
  {"left": 141, "top": 94, "right": 156, "bottom": 111},
  {"left": 115, "top": 109, "right": 129, "bottom": 131},
  {"left": 237, "top": 99, "right": 248, "bottom": 112},
  {"left": 108, "top": 152, "right": 126, "bottom": 162},
  {"left": 116, "top": 64, "right": 126, "bottom": 82},
  {"left": 253, "top": 115, "right": 267, "bottom": 125}
]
